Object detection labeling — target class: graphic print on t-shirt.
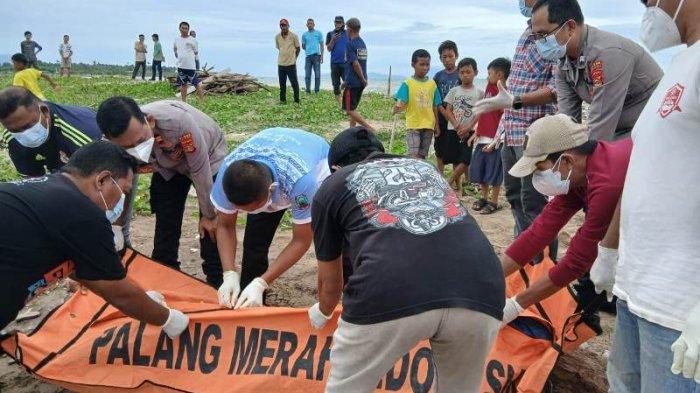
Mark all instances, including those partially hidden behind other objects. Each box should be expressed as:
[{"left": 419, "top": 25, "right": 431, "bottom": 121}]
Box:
[{"left": 345, "top": 158, "right": 466, "bottom": 235}]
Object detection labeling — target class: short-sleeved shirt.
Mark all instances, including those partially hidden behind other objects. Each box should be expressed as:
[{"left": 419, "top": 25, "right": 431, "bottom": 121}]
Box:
[
  {"left": 395, "top": 77, "right": 442, "bottom": 129},
  {"left": 1, "top": 102, "right": 102, "bottom": 177},
  {"left": 140, "top": 100, "right": 228, "bottom": 219},
  {"left": 20, "top": 40, "right": 41, "bottom": 61},
  {"left": 476, "top": 82, "right": 504, "bottom": 142},
  {"left": 153, "top": 41, "right": 164, "bottom": 61},
  {"left": 344, "top": 37, "right": 367, "bottom": 88},
  {"left": 325, "top": 30, "right": 348, "bottom": 64},
  {"left": 134, "top": 41, "right": 147, "bottom": 62},
  {"left": 59, "top": 43, "right": 72, "bottom": 58},
  {"left": 0, "top": 174, "right": 126, "bottom": 328},
  {"left": 275, "top": 32, "right": 300, "bottom": 66},
  {"left": 302, "top": 29, "right": 324, "bottom": 57},
  {"left": 498, "top": 24, "right": 557, "bottom": 147},
  {"left": 506, "top": 139, "right": 632, "bottom": 287},
  {"left": 444, "top": 85, "right": 484, "bottom": 131},
  {"left": 616, "top": 41, "right": 700, "bottom": 331},
  {"left": 211, "top": 128, "right": 330, "bottom": 224},
  {"left": 555, "top": 25, "right": 663, "bottom": 141},
  {"left": 174, "top": 36, "right": 198, "bottom": 70},
  {"left": 433, "top": 69, "right": 461, "bottom": 101},
  {"left": 13, "top": 68, "right": 45, "bottom": 100},
  {"left": 312, "top": 155, "right": 505, "bottom": 324}
]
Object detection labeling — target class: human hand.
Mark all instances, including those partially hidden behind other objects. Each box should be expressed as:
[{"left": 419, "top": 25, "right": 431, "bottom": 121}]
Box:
[
  {"left": 590, "top": 244, "right": 618, "bottom": 302},
  {"left": 161, "top": 309, "right": 189, "bottom": 339},
  {"left": 112, "top": 225, "right": 124, "bottom": 251},
  {"left": 472, "top": 80, "right": 514, "bottom": 115},
  {"left": 217, "top": 270, "right": 241, "bottom": 308},
  {"left": 198, "top": 216, "right": 218, "bottom": 242},
  {"left": 467, "top": 132, "right": 478, "bottom": 147},
  {"left": 234, "top": 277, "right": 268, "bottom": 309},
  {"left": 671, "top": 302, "right": 700, "bottom": 382},
  {"left": 501, "top": 296, "right": 524, "bottom": 326},
  {"left": 308, "top": 302, "right": 332, "bottom": 329}
]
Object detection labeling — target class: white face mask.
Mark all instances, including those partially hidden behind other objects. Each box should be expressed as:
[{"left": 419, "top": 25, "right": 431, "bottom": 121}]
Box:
[
  {"left": 13, "top": 111, "right": 50, "bottom": 148},
  {"left": 126, "top": 137, "right": 154, "bottom": 163},
  {"left": 640, "top": 0, "right": 685, "bottom": 52},
  {"left": 242, "top": 183, "right": 277, "bottom": 214},
  {"left": 532, "top": 156, "right": 572, "bottom": 197}
]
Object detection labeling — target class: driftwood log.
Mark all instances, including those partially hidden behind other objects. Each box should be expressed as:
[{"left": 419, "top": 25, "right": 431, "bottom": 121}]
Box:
[
  {"left": 550, "top": 347, "right": 609, "bottom": 392},
  {"left": 167, "top": 68, "right": 269, "bottom": 95}
]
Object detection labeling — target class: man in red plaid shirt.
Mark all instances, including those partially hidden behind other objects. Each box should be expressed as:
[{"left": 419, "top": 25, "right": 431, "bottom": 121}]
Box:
[{"left": 470, "top": 0, "right": 557, "bottom": 256}]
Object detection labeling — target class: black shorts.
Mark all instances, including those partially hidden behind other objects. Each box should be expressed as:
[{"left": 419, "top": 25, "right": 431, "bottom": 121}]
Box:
[
  {"left": 177, "top": 68, "right": 200, "bottom": 86},
  {"left": 434, "top": 114, "right": 450, "bottom": 159},
  {"left": 331, "top": 63, "right": 346, "bottom": 95},
  {"left": 342, "top": 87, "right": 364, "bottom": 111}
]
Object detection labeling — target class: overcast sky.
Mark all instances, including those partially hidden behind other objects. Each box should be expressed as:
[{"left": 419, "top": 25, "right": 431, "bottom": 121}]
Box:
[{"left": 2, "top": 0, "right": 684, "bottom": 77}]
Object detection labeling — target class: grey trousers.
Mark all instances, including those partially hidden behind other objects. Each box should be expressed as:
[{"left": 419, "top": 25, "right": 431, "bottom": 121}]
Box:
[{"left": 326, "top": 308, "right": 500, "bottom": 393}]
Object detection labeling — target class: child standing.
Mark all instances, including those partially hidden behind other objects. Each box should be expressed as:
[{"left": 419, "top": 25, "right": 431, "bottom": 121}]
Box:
[
  {"left": 469, "top": 57, "right": 511, "bottom": 214},
  {"left": 443, "top": 58, "right": 483, "bottom": 189},
  {"left": 433, "top": 40, "right": 461, "bottom": 174},
  {"left": 393, "top": 49, "right": 442, "bottom": 159},
  {"left": 11, "top": 53, "right": 58, "bottom": 100}
]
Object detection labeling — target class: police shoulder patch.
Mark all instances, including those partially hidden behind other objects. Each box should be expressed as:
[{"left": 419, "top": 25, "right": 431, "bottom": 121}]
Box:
[
  {"left": 180, "top": 132, "right": 196, "bottom": 153},
  {"left": 590, "top": 60, "right": 604, "bottom": 87}
]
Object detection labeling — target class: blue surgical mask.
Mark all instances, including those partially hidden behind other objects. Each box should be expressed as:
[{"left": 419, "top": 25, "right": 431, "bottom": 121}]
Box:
[
  {"left": 519, "top": 0, "right": 532, "bottom": 17},
  {"left": 13, "top": 111, "right": 49, "bottom": 148},
  {"left": 100, "top": 177, "right": 125, "bottom": 224},
  {"left": 535, "top": 24, "right": 571, "bottom": 60}
]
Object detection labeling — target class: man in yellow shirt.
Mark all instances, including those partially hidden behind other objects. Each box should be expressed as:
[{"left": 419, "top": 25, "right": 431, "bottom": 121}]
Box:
[{"left": 11, "top": 53, "right": 59, "bottom": 100}]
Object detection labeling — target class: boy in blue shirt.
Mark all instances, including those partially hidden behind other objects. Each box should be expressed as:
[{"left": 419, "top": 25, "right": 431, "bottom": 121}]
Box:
[
  {"left": 302, "top": 19, "right": 324, "bottom": 94},
  {"left": 433, "top": 41, "right": 461, "bottom": 174},
  {"left": 343, "top": 18, "right": 374, "bottom": 132}
]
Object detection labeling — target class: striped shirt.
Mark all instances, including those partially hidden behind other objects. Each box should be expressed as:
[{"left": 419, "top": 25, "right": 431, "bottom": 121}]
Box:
[
  {"left": 497, "top": 26, "right": 557, "bottom": 147},
  {"left": 1, "top": 102, "right": 101, "bottom": 177}
]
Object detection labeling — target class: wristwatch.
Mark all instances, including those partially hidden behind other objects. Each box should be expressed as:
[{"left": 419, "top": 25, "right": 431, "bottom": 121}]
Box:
[{"left": 512, "top": 95, "right": 523, "bottom": 110}]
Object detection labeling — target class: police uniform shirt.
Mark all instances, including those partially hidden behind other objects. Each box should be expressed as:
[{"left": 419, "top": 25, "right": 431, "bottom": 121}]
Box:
[
  {"left": 139, "top": 100, "right": 227, "bottom": 219},
  {"left": 1, "top": 102, "right": 102, "bottom": 177},
  {"left": 555, "top": 25, "right": 663, "bottom": 140},
  {"left": 0, "top": 174, "right": 125, "bottom": 329}
]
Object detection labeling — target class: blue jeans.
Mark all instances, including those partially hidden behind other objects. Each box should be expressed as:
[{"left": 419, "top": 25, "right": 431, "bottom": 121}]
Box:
[
  {"left": 305, "top": 54, "right": 321, "bottom": 93},
  {"left": 608, "top": 300, "right": 700, "bottom": 393}
]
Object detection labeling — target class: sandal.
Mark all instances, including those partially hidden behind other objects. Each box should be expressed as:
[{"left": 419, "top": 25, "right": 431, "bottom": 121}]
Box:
[
  {"left": 480, "top": 202, "right": 502, "bottom": 215},
  {"left": 472, "top": 198, "right": 488, "bottom": 211}
]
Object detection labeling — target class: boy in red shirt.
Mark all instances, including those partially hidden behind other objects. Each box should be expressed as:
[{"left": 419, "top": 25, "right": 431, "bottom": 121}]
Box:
[{"left": 469, "top": 58, "right": 510, "bottom": 214}]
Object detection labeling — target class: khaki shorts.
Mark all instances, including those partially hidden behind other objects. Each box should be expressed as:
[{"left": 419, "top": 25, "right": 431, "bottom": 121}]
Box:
[
  {"left": 61, "top": 57, "right": 71, "bottom": 68},
  {"left": 406, "top": 129, "right": 434, "bottom": 158}
]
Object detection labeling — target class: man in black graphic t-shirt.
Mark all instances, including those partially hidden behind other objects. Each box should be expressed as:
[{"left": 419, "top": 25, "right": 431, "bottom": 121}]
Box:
[{"left": 307, "top": 126, "right": 505, "bottom": 393}]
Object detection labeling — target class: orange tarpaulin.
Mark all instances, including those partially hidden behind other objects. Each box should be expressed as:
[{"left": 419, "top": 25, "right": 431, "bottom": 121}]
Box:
[{"left": 1, "top": 249, "right": 596, "bottom": 392}]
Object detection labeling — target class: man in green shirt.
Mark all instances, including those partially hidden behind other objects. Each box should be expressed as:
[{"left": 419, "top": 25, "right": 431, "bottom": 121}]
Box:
[{"left": 151, "top": 34, "right": 164, "bottom": 81}]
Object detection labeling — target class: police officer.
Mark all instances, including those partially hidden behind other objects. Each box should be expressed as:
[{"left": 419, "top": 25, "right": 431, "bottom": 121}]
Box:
[
  {"left": 0, "top": 141, "right": 188, "bottom": 339},
  {"left": 530, "top": 0, "right": 663, "bottom": 140},
  {"left": 97, "top": 97, "right": 228, "bottom": 287}
]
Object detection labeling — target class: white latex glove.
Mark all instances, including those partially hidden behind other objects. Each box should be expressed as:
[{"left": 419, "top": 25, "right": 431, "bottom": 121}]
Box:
[
  {"left": 308, "top": 302, "right": 332, "bottom": 329},
  {"left": 161, "top": 309, "right": 189, "bottom": 339},
  {"left": 501, "top": 296, "right": 525, "bottom": 326},
  {"left": 146, "top": 290, "right": 167, "bottom": 306},
  {"left": 472, "top": 80, "right": 514, "bottom": 116},
  {"left": 590, "top": 244, "right": 618, "bottom": 302},
  {"left": 217, "top": 270, "right": 241, "bottom": 308},
  {"left": 235, "top": 277, "right": 268, "bottom": 309},
  {"left": 112, "top": 225, "right": 124, "bottom": 252},
  {"left": 672, "top": 303, "right": 700, "bottom": 382}
]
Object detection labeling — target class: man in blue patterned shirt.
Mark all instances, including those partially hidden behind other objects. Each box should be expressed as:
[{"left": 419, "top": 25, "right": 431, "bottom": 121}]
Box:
[{"left": 211, "top": 127, "right": 330, "bottom": 310}]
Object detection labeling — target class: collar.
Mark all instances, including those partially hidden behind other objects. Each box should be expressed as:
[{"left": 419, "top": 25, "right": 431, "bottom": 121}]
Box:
[
  {"left": 559, "top": 24, "right": 589, "bottom": 71},
  {"left": 412, "top": 76, "right": 430, "bottom": 82}
]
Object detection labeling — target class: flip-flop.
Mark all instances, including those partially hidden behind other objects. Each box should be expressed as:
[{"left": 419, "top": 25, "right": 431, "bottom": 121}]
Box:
[
  {"left": 480, "top": 202, "right": 502, "bottom": 215},
  {"left": 472, "top": 198, "right": 488, "bottom": 211}
]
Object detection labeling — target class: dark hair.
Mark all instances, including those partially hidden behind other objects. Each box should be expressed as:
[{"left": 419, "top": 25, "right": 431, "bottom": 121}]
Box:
[
  {"left": 0, "top": 87, "right": 37, "bottom": 120},
  {"left": 328, "top": 126, "right": 385, "bottom": 170},
  {"left": 62, "top": 140, "right": 137, "bottom": 180},
  {"left": 24, "top": 31, "right": 31, "bottom": 36},
  {"left": 411, "top": 49, "right": 431, "bottom": 64},
  {"left": 545, "top": 140, "right": 597, "bottom": 162},
  {"left": 179, "top": 21, "right": 190, "bottom": 28},
  {"left": 11, "top": 53, "right": 28, "bottom": 66},
  {"left": 63, "top": 34, "right": 69, "bottom": 38},
  {"left": 457, "top": 57, "right": 477, "bottom": 72},
  {"left": 138, "top": 34, "right": 145, "bottom": 37},
  {"left": 437, "top": 40, "right": 458, "bottom": 56},
  {"left": 96, "top": 96, "right": 147, "bottom": 138},
  {"left": 307, "top": 18, "right": 314, "bottom": 23},
  {"left": 533, "top": 0, "right": 584, "bottom": 25},
  {"left": 346, "top": 17, "right": 361, "bottom": 31},
  {"left": 488, "top": 57, "right": 511, "bottom": 79},
  {"left": 222, "top": 160, "right": 273, "bottom": 206},
  {"left": 152, "top": 33, "right": 159, "bottom": 39}
]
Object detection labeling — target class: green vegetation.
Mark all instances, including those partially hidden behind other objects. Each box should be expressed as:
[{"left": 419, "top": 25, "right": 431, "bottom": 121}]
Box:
[
  {"left": 0, "top": 60, "right": 177, "bottom": 76},
  {"left": 0, "top": 74, "right": 414, "bottom": 218}
]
